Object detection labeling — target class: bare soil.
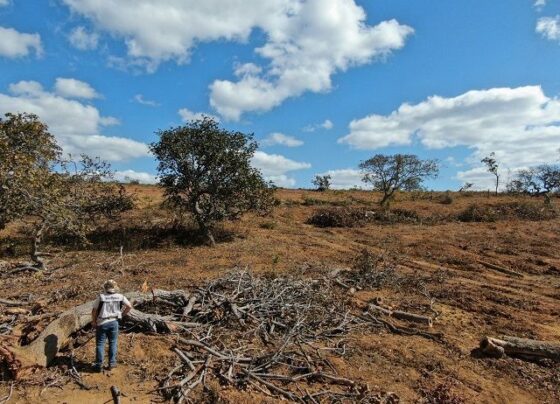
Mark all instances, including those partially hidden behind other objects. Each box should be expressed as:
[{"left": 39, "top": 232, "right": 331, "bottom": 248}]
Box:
[{"left": 1, "top": 187, "right": 559, "bottom": 403}]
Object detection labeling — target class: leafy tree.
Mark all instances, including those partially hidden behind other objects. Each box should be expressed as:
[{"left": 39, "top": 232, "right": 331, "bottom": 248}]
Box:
[
  {"left": 0, "top": 113, "right": 134, "bottom": 271},
  {"left": 481, "top": 152, "right": 499, "bottom": 195},
  {"left": 150, "top": 117, "right": 273, "bottom": 246},
  {"left": 359, "top": 154, "right": 439, "bottom": 207},
  {"left": 507, "top": 164, "right": 560, "bottom": 196},
  {"left": 312, "top": 175, "right": 331, "bottom": 192}
]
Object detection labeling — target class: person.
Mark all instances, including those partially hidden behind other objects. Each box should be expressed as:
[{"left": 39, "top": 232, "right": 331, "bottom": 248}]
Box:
[{"left": 91, "top": 279, "right": 132, "bottom": 371}]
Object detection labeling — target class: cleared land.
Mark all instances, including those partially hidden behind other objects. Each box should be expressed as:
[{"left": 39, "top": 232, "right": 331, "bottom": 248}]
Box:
[{"left": 1, "top": 187, "right": 559, "bottom": 403}]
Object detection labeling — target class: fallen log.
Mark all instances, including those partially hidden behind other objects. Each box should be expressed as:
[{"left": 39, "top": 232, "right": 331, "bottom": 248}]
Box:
[
  {"left": 0, "top": 298, "right": 31, "bottom": 307},
  {"left": 368, "top": 303, "right": 433, "bottom": 327},
  {"left": 478, "top": 260, "right": 524, "bottom": 278},
  {"left": 0, "top": 290, "right": 189, "bottom": 377},
  {"left": 479, "top": 336, "right": 560, "bottom": 361}
]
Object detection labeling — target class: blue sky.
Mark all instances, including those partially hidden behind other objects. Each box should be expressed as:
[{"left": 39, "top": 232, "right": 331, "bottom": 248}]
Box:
[{"left": 1, "top": 0, "right": 559, "bottom": 190}]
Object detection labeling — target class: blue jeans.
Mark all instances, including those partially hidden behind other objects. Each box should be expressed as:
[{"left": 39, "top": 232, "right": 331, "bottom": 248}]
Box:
[{"left": 95, "top": 320, "right": 119, "bottom": 367}]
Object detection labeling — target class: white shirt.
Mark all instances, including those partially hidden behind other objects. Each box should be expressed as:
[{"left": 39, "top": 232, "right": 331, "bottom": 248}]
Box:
[{"left": 93, "top": 293, "right": 132, "bottom": 326}]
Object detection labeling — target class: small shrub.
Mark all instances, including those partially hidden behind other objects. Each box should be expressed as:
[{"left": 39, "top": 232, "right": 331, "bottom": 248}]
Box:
[
  {"left": 259, "top": 221, "right": 277, "bottom": 230},
  {"left": 439, "top": 192, "right": 453, "bottom": 205},
  {"left": 458, "top": 201, "right": 557, "bottom": 222},
  {"left": 307, "top": 207, "right": 367, "bottom": 227}
]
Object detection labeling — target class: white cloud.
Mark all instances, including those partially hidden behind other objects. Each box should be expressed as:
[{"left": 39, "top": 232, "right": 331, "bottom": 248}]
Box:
[
  {"left": 339, "top": 86, "right": 560, "bottom": 187},
  {"left": 0, "top": 26, "right": 42, "bottom": 58},
  {"left": 317, "top": 168, "right": 363, "bottom": 189},
  {"left": 133, "top": 94, "right": 159, "bottom": 107},
  {"left": 252, "top": 150, "right": 310, "bottom": 187},
  {"left": 267, "top": 175, "right": 296, "bottom": 188},
  {"left": 0, "top": 0, "right": 10, "bottom": 6},
  {"left": 114, "top": 170, "right": 156, "bottom": 184},
  {"left": 303, "top": 119, "right": 334, "bottom": 132},
  {"left": 0, "top": 79, "right": 149, "bottom": 161},
  {"left": 178, "top": 108, "right": 220, "bottom": 123},
  {"left": 60, "top": 0, "right": 412, "bottom": 119},
  {"left": 68, "top": 26, "right": 99, "bottom": 50},
  {"left": 261, "top": 132, "right": 303, "bottom": 147},
  {"left": 54, "top": 78, "right": 100, "bottom": 99},
  {"left": 536, "top": 16, "right": 560, "bottom": 41},
  {"left": 535, "top": 0, "right": 547, "bottom": 8}
]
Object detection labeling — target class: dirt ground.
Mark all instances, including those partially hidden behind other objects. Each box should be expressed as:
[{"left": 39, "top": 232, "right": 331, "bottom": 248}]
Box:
[{"left": 1, "top": 187, "right": 559, "bottom": 403}]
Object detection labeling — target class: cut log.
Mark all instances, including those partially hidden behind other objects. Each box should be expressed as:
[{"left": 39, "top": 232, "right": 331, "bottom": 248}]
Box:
[
  {"left": 479, "top": 336, "right": 560, "bottom": 361},
  {"left": 368, "top": 304, "right": 433, "bottom": 327},
  {"left": 478, "top": 260, "right": 523, "bottom": 278},
  {"left": 110, "top": 385, "right": 122, "bottom": 404},
  {"left": 0, "top": 290, "right": 189, "bottom": 377}
]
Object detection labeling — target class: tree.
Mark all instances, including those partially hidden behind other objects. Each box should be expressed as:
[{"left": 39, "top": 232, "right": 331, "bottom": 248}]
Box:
[
  {"left": 312, "top": 175, "right": 331, "bottom": 192},
  {"left": 507, "top": 164, "right": 560, "bottom": 196},
  {"left": 359, "top": 154, "right": 439, "bottom": 207},
  {"left": 150, "top": 117, "right": 273, "bottom": 246},
  {"left": 458, "top": 182, "right": 474, "bottom": 192},
  {"left": 0, "top": 113, "right": 134, "bottom": 271},
  {"left": 481, "top": 152, "right": 499, "bottom": 195}
]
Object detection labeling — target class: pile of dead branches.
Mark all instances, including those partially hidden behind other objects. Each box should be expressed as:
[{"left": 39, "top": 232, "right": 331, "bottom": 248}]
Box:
[
  {"left": 1, "top": 269, "right": 440, "bottom": 402},
  {"left": 120, "top": 271, "right": 439, "bottom": 402}
]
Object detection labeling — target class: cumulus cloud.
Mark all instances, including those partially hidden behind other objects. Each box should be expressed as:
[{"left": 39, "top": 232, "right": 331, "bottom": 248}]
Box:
[
  {"left": 535, "top": 0, "right": 547, "bottom": 8},
  {"left": 252, "top": 150, "right": 310, "bottom": 187},
  {"left": 114, "top": 169, "right": 157, "bottom": 184},
  {"left": 339, "top": 86, "right": 560, "bottom": 187},
  {"left": 536, "top": 16, "right": 560, "bottom": 41},
  {"left": 303, "top": 119, "right": 334, "bottom": 132},
  {"left": 316, "top": 168, "right": 364, "bottom": 189},
  {"left": 133, "top": 94, "right": 159, "bottom": 107},
  {"left": 68, "top": 26, "right": 99, "bottom": 50},
  {"left": 0, "top": 26, "right": 42, "bottom": 58},
  {"left": 0, "top": 79, "right": 149, "bottom": 161},
  {"left": 178, "top": 108, "right": 220, "bottom": 123},
  {"left": 261, "top": 132, "right": 303, "bottom": 147},
  {"left": 54, "top": 78, "right": 100, "bottom": 99},
  {"left": 60, "top": 0, "right": 412, "bottom": 119}
]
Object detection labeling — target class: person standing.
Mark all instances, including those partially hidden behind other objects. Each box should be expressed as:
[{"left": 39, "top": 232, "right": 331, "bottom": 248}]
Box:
[{"left": 91, "top": 280, "right": 132, "bottom": 371}]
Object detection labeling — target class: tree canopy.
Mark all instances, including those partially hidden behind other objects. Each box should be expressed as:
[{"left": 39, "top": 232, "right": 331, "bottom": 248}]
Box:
[
  {"left": 360, "top": 154, "right": 439, "bottom": 206},
  {"left": 150, "top": 117, "right": 273, "bottom": 246},
  {"left": 0, "top": 113, "right": 134, "bottom": 270}
]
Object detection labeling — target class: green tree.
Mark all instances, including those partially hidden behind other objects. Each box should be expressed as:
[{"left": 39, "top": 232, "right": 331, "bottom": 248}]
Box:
[
  {"left": 0, "top": 113, "right": 134, "bottom": 271},
  {"left": 312, "top": 175, "right": 331, "bottom": 192},
  {"left": 359, "top": 154, "right": 439, "bottom": 207},
  {"left": 150, "top": 117, "right": 273, "bottom": 246},
  {"left": 481, "top": 152, "right": 500, "bottom": 195}
]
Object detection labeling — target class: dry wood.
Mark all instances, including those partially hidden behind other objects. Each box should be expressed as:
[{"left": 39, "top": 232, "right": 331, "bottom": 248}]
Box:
[
  {"left": 0, "top": 299, "right": 31, "bottom": 307},
  {"left": 478, "top": 260, "right": 524, "bottom": 278},
  {"left": 110, "top": 385, "right": 121, "bottom": 404},
  {"left": 368, "top": 303, "right": 433, "bottom": 327},
  {"left": 1, "top": 290, "right": 189, "bottom": 374},
  {"left": 480, "top": 336, "right": 560, "bottom": 361}
]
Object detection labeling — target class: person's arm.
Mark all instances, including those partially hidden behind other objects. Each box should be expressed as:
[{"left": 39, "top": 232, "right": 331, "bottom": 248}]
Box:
[{"left": 122, "top": 296, "right": 132, "bottom": 317}]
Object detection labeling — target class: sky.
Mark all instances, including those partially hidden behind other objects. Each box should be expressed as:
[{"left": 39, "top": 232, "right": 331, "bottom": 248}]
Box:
[{"left": 1, "top": 0, "right": 560, "bottom": 190}]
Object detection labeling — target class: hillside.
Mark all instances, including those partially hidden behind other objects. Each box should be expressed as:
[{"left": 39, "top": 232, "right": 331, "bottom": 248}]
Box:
[{"left": 1, "top": 187, "right": 559, "bottom": 403}]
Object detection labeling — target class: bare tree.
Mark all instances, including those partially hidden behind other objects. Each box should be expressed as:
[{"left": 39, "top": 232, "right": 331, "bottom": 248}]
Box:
[
  {"left": 359, "top": 154, "right": 439, "bottom": 207},
  {"left": 458, "top": 182, "right": 474, "bottom": 192},
  {"left": 481, "top": 152, "right": 500, "bottom": 195},
  {"left": 150, "top": 117, "right": 273, "bottom": 246}
]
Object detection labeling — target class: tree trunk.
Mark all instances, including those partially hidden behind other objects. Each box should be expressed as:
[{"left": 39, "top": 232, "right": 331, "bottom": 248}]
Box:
[
  {"left": 30, "top": 222, "right": 46, "bottom": 269},
  {"left": 1, "top": 290, "right": 190, "bottom": 377},
  {"left": 479, "top": 336, "right": 560, "bottom": 361},
  {"left": 379, "top": 192, "right": 393, "bottom": 208},
  {"left": 495, "top": 175, "right": 499, "bottom": 196}
]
